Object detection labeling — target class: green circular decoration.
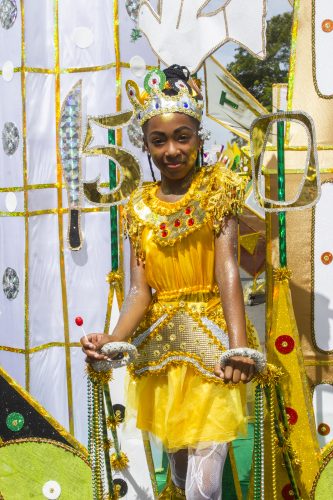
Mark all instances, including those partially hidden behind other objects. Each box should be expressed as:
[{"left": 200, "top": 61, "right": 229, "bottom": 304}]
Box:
[
  {"left": 0, "top": 439, "right": 92, "bottom": 499},
  {"left": 6, "top": 412, "right": 24, "bottom": 432},
  {"left": 144, "top": 68, "right": 166, "bottom": 93}
]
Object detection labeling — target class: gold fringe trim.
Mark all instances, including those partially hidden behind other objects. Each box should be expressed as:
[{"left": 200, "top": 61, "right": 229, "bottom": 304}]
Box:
[
  {"left": 86, "top": 364, "right": 113, "bottom": 385},
  {"left": 106, "top": 271, "right": 123, "bottom": 285},
  {"left": 104, "top": 485, "right": 121, "bottom": 500},
  {"left": 128, "top": 354, "right": 239, "bottom": 388},
  {"left": 254, "top": 363, "right": 283, "bottom": 387},
  {"left": 103, "top": 439, "right": 114, "bottom": 451},
  {"left": 124, "top": 163, "right": 247, "bottom": 259},
  {"left": 110, "top": 451, "right": 129, "bottom": 471},
  {"left": 273, "top": 267, "right": 292, "bottom": 282},
  {"left": 158, "top": 479, "right": 186, "bottom": 499}
]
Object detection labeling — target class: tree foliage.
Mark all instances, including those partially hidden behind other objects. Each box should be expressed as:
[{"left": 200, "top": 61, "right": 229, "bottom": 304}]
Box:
[{"left": 227, "top": 13, "right": 292, "bottom": 111}]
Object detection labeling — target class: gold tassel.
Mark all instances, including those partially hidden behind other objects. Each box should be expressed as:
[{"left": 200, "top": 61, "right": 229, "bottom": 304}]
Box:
[
  {"left": 107, "top": 410, "right": 123, "bottom": 431},
  {"left": 254, "top": 363, "right": 283, "bottom": 387},
  {"left": 110, "top": 451, "right": 129, "bottom": 471},
  {"left": 273, "top": 267, "right": 292, "bottom": 282},
  {"left": 86, "top": 364, "right": 113, "bottom": 385},
  {"left": 158, "top": 478, "right": 186, "bottom": 499}
]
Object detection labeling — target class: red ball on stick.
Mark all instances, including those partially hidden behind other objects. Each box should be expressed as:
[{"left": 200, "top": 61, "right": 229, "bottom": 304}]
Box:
[{"left": 75, "top": 316, "right": 83, "bottom": 327}]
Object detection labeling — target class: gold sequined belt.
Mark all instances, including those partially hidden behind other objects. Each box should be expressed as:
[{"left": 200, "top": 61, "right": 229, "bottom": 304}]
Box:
[{"left": 155, "top": 285, "right": 218, "bottom": 303}]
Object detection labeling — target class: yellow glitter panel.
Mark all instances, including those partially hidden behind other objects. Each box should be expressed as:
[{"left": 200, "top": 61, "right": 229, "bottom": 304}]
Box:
[{"left": 265, "top": 276, "right": 320, "bottom": 498}]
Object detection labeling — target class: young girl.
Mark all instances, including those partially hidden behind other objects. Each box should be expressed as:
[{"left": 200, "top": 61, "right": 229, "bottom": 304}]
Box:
[{"left": 81, "top": 65, "right": 262, "bottom": 499}]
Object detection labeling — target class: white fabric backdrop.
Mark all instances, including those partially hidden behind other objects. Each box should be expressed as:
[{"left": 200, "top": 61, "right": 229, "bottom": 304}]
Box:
[{"left": 0, "top": 1, "right": 158, "bottom": 497}]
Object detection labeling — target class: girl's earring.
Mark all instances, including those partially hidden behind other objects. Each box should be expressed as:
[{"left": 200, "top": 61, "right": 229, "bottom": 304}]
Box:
[{"left": 147, "top": 153, "right": 156, "bottom": 182}]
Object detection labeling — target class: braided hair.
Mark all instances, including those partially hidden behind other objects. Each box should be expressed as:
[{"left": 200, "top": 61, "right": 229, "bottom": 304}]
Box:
[{"left": 162, "top": 64, "right": 193, "bottom": 97}]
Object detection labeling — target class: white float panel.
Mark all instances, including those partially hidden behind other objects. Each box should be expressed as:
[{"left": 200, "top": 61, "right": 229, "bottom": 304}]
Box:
[
  {"left": 314, "top": 0, "right": 333, "bottom": 96},
  {"left": 313, "top": 383, "right": 333, "bottom": 448},
  {"left": 313, "top": 181, "right": 333, "bottom": 351}
]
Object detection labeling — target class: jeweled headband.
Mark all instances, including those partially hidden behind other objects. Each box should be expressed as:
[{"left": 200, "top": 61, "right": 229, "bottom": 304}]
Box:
[{"left": 125, "top": 68, "right": 204, "bottom": 127}]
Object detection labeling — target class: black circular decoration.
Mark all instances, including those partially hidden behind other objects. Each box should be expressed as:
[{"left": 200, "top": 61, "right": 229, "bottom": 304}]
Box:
[
  {"left": 113, "top": 478, "right": 128, "bottom": 497},
  {"left": 112, "top": 404, "right": 125, "bottom": 423}
]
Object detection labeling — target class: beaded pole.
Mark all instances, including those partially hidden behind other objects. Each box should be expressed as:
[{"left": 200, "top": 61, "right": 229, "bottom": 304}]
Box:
[
  {"left": 103, "top": 384, "right": 129, "bottom": 473},
  {"left": 101, "top": 397, "right": 116, "bottom": 499},
  {"left": 277, "top": 120, "right": 287, "bottom": 267},
  {"left": 88, "top": 377, "right": 106, "bottom": 500},
  {"left": 264, "top": 385, "right": 301, "bottom": 500},
  {"left": 253, "top": 385, "right": 265, "bottom": 500},
  {"left": 275, "top": 385, "right": 302, "bottom": 499},
  {"left": 268, "top": 386, "right": 277, "bottom": 500}
]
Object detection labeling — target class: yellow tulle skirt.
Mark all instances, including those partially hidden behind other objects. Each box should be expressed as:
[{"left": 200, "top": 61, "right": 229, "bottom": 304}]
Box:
[{"left": 126, "top": 364, "right": 247, "bottom": 452}]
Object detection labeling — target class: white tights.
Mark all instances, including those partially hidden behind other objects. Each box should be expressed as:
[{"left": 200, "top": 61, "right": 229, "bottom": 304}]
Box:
[{"left": 168, "top": 443, "right": 228, "bottom": 500}]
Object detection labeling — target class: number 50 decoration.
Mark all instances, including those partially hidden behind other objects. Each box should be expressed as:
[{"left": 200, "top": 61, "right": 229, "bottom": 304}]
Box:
[{"left": 59, "top": 80, "right": 142, "bottom": 250}]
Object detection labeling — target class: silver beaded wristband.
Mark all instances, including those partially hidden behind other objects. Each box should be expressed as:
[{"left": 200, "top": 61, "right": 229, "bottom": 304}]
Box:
[
  {"left": 92, "top": 342, "right": 138, "bottom": 373},
  {"left": 220, "top": 348, "right": 266, "bottom": 373}
]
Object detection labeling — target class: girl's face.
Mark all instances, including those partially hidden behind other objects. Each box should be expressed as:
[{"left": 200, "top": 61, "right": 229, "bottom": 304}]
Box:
[{"left": 143, "top": 113, "right": 201, "bottom": 181}]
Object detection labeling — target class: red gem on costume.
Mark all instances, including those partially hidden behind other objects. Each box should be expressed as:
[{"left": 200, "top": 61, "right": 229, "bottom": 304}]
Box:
[
  {"left": 75, "top": 316, "right": 83, "bottom": 327},
  {"left": 188, "top": 218, "right": 195, "bottom": 226},
  {"left": 275, "top": 335, "right": 295, "bottom": 354},
  {"left": 282, "top": 484, "right": 295, "bottom": 499},
  {"left": 185, "top": 207, "right": 191, "bottom": 215},
  {"left": 161, "top": 230, "right": 168, "bottom": 238},
  {"left": 160, "top": 223, "right": 166, "bottom": 230},
  {"left": 285, "top": 407, "right": 298, "bottom": 425},
  {"left": 321, "top": 252, "right": 333, "bottom": 265},
  {"left": 174, "top": 219, "right": 181, "bottom": 227},
  {"left": 152, "top": 78, "right": 157, "bottom": 84},
  {"left": 318, "top": 422, "right": 330, "bottom": 436}
]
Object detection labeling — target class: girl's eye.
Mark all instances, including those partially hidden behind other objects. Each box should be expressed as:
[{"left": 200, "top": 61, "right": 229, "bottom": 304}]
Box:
[
  {"left": 178, "top": 135, "right": 191, "bottom": 142},
  {"left": 152, "top": 139, "right": 165, "bottom": 146}
]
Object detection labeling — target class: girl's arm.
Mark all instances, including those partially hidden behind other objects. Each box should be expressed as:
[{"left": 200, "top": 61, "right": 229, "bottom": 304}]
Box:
[
  {"left": 214, "top": 216, "right": 255, "bottom": 384},
  {"left": 81, "top": 241, "right": 152, "bottom": 361}
]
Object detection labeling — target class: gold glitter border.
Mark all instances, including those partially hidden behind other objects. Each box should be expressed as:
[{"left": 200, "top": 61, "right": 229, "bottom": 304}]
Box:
[
  {"left": 0, "top": 342, "right": 81, "bottom": 354},
  {"left": 142, "top": 432, "right": 159, "bottom": 499},
  {"left": 0, "top": 61, "right": 156, "bottom": 76},
  {"left": 19, "top": 0, "right": 30, "bottom": 392},
  {"left": 286, "top": 0, "right": 299, "bottom": 144}
]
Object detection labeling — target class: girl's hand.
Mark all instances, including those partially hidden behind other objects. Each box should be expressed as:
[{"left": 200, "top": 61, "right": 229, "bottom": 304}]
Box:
[
  {"left": 80, "top": 333, "right": 112, "bottom": 363},
  {"left": 214, "top": 356, "right": 256, "bottom": 384}
]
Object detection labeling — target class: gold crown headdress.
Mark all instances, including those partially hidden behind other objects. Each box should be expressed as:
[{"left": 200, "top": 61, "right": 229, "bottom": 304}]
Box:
[{"left": 126, "top": 68, "right": 204, "bottom": 127}]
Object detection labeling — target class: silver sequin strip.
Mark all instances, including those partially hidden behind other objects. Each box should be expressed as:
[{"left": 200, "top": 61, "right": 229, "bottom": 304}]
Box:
[
  {"left": 132, "top": 314, "right": 168, "bottom": 347},
  {"left": 200, "top": 316, "right": 229, "bottom": 349}
]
